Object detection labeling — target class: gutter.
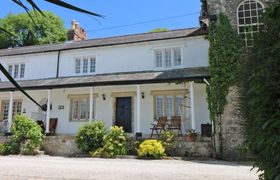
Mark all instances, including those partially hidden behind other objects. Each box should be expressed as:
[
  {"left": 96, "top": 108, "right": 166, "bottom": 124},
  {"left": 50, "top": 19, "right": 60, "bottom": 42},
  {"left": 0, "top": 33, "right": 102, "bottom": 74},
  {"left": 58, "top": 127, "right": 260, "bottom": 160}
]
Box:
[{"left": 56, "top": 51, "right": 61, "bottom": 78}]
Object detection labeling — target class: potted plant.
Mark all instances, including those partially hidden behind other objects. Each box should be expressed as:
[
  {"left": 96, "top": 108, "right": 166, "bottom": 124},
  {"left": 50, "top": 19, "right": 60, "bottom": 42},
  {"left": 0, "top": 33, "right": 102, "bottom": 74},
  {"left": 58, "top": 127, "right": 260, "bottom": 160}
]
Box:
[{"left": 185, "top": 129, "right": 198, "bottom": 141}]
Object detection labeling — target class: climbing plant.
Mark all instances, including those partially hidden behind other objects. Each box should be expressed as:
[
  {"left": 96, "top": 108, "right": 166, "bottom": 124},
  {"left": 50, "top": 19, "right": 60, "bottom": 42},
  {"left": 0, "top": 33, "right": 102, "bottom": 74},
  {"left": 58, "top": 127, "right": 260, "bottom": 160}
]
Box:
[{"left": 207, "top": 13, "right": 243, "bottom": 154}]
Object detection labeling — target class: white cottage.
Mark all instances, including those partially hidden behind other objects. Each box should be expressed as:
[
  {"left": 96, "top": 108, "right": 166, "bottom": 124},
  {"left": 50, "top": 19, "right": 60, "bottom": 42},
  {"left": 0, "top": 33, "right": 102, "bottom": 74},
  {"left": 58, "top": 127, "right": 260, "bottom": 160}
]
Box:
[{"left": 0, "top": 27, "right": 210, "bottom": 136}]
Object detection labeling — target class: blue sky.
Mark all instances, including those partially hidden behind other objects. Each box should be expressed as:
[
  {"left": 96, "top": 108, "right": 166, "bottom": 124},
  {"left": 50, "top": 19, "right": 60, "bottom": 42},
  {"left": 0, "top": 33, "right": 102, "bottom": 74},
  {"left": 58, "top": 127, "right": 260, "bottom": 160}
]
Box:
[{"left": 0, "top": 0, "right": 201, "bottom": 39}]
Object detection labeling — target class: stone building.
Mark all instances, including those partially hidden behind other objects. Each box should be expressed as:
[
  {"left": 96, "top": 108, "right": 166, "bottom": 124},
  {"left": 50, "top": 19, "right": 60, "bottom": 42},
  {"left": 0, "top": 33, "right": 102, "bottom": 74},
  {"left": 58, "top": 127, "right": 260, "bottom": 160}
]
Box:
[{"left": 200, "top": 0, "right": 272, "bottom": 160}]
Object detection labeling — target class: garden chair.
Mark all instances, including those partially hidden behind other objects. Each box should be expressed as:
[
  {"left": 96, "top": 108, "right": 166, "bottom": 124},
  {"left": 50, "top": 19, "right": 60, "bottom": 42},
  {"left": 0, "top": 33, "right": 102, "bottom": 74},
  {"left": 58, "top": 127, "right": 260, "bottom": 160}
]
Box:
[
  {"left": 167, "top": 116, "right": 183, "bottom": 136},
  {"left": 150, "top": 117, "right": 167, "bottom": 138}
]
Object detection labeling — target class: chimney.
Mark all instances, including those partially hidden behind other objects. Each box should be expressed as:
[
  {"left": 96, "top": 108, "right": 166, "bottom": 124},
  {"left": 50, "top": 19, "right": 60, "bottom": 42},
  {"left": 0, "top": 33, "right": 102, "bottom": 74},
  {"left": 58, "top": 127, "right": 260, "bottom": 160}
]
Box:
[{"left": 67, "top": 20, "right": 87, "bottom": 41}]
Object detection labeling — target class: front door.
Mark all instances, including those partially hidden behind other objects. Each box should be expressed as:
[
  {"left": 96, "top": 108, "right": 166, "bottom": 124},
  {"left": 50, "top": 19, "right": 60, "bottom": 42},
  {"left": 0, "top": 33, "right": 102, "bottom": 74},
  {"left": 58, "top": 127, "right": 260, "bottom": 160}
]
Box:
[{"left": 116, "top": 97, "right": 132, "bottom": 133}]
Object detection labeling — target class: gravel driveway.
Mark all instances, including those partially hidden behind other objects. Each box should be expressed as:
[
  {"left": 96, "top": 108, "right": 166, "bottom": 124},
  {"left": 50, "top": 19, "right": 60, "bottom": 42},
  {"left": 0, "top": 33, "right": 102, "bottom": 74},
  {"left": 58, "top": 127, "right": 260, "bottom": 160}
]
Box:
[{"left": 0, "top": 156, "right": 258, "bottom": 180}]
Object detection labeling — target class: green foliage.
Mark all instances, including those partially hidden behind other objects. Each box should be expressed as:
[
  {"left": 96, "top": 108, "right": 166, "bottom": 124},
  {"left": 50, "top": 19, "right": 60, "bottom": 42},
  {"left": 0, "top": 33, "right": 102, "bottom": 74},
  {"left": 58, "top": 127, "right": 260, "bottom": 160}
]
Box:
[
  {"left": 0, "top": 142, "right": 10, "bottom": 155},
  {"left": 92, "top": 126, "right": 128, "bottom": 158},
  {"left": 75, "top": 121, "right": 106, "bottom": 153},
  {"left": 240, "top": 2, "right": 280, "bottom": 179},
  {"left": 159, "top": 130, "right": 176, "bottom": 156},
  {"left": 149, "top": 28, "right": 169, "bottom": 33},
  {"left": 11, "top": 115, "right": 44, "bottom": 155},
  {"left": 137, "top": 140, "right": 166, "bottom": 159},
  {"left": 0, "top": 11, "right": 66, "bottom": 49},
  {"left": 207, "top": 13, "right": 243, "bottom": 123}
]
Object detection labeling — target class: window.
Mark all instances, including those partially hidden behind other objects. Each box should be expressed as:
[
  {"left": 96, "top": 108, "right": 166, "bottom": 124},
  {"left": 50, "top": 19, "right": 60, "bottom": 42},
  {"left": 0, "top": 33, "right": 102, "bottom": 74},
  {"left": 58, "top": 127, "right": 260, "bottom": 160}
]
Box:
[
  {"left": 155, "top": 50, "right": 163, "bottom": 68},
  {"left": 154, "top": 48, "right": 182, "bottom": 68},
  {"left": 175, "top": 96, "right": 184, "bottom": 116},
  {"left": 69, "top": 95, "right": 95, "bottom": 121},
  {"left": 20, "top": 64, "right": 25, "bottom": 78},
  {"left": 90, "top": 58, "right": 96, "bottom": 73},
  {"left": 156, "top": 96, "right": 164, "bottom": 117},
  {"left": 82, "top": 58, "right": 88, "bottom": 73},
  {"left": 1, "top": 99, "right": 22, "bottom": 120},
  {"left": 75, "top": 59, "right": 81, "bottom": 74},
  {"left": 174, "top": 48, "right": 182, "bottom": 66},
  {"left": 164, "top": 50, "right": 172, "bottom": 68},
  {"left": 166, "top": 96, "right": 173, "bottom": 118},
  {"left": 7, "top": 64, "right": 25, "bottom": 79},
  {"left": 153, "top": 90, "right": 186, "bottom": 118},
  {"left": 75, "top": 57, "right": 96, "bottom": 74},
  {"left": 237, "top": 0, "right": 264, "bottom": 47}
]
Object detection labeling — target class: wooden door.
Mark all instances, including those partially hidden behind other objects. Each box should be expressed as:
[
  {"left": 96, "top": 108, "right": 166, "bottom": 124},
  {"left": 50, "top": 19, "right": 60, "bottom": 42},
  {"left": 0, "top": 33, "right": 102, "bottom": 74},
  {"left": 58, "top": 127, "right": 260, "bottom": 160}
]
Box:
[{"left": 116, "top": 97, "right": 132, "bottom": 133}]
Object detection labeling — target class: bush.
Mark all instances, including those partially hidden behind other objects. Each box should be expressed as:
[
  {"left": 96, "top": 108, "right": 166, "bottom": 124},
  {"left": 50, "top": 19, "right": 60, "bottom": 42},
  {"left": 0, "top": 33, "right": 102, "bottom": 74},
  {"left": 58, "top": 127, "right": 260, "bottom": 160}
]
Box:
[
  {"left": 75, "top": 121, "right": 106, "bottom": 153},
  {"left": 0, "top": 142, "right": 10, "bottom": 155},
  {"left": 12, "top": 115, "right": 44, "bottom": 155},
  {"left": 92, "top": 126, "right": 127, "bottom": 158},
  {"left": 159, "top": 130, "right": 176, "bottom": 156},
  {"left": 137, "top": 139, "right": 166, "bottom": 159}
]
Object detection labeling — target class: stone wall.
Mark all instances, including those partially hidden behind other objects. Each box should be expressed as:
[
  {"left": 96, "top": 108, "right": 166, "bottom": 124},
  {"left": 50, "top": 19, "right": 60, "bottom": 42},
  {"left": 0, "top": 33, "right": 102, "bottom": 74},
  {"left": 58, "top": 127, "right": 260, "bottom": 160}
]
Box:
[
  {"left": 174, "top": 140, "right": 212, "bottom": 157},
  {"left": 220, "top": 86, "right": 246, "bottom": 160},
  {"left": 41, "top": 135, "right": 212, "bottom": 157},
  {"left": 42, "top": 135, "right": 81, "bottom": 156}
]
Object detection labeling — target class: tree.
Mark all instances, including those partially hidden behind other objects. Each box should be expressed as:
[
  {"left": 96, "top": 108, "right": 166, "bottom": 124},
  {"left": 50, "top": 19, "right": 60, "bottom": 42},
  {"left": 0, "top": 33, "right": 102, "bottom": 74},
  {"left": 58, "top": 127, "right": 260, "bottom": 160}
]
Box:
[
  {"left": 241, "top": 1, "right": 280, "bottom": 179},
  {"left": 149, "top": 28, "right": 169, "bottom": 33},
  {"left": 0, "top": 11, "right": 67, "bottom": 49}
]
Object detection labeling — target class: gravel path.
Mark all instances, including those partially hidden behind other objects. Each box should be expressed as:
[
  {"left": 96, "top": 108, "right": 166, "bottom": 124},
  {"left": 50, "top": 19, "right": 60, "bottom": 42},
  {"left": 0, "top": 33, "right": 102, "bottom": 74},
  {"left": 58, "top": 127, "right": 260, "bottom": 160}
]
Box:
[{"left": 0, "top": 156, "right": 258, "bottom": 180}]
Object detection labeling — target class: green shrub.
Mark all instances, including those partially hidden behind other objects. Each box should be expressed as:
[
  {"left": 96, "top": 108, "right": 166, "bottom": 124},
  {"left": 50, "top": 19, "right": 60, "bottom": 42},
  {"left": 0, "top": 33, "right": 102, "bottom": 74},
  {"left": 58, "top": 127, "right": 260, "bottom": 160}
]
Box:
[
  {"left": 75, "top": 121, "right": 106, "bottom": 153},
  {"left": 159, "top": 130, "right": 176, "bottom": 156},
  {"left": 0, "top": 142, "right": 10, "bottom": 155},
  {"left": 12, "top": 115, "right": 44, "bottom": 155},
  {"left": 92, "top": 126, "right": 128, "bottom": 158},
  {"left": 137, "top": 139, "right": 166, "bottom": 159},
  {"left": 126, "top": 138, "right": 142, "bottom": 155}
]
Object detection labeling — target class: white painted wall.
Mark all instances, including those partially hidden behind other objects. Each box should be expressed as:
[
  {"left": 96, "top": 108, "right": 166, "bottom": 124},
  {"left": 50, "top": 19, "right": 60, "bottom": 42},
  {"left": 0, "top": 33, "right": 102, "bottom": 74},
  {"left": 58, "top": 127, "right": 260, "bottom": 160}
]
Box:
[
  {"left": 0, "top": 52, "right": 58, "bottom": 82},
  {"left": 0, "top": 36, "right": 209, "bottom": 82},
  {"left": 0, "top": 83, "right": 210, "bottom": 135}
]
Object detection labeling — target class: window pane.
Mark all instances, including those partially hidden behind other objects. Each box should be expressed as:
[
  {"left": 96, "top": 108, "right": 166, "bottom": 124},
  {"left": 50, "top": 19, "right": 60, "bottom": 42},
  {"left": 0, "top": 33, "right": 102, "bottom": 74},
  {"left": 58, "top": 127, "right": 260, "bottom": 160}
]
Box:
[
  {"left": 8, "top": 65, "right": 13, "bottom": 75},
  {"left": 75, "top": 59, "right": 81, "bottom": 74},
  {"left": 16, "top": 101, "right": 22, "bottom": 115},
  {"left": 164, "top": 49, "right": 172, "bottom": 67},
  {"left": 156, "top": 96, "right": 164, "bottom": 118},
  {"left": 166, "top": 96, "right": 173, "bottom": 118},
  {"left": 14, "top": 65, "right": 19, "bottom": 78},
  {"left": 80, "top": 98, "right": 87, "bottom": 120},
  {"left": 174, "top": 48, "right": 182, "bottom": 66},
  {"left": 72, "top": 99, "right": 79, "bottom": 120},
  {"left": 155, "top": 50, "right": 162, "bottom": 67},
  {"left": 175, "top": 96, "right": 183, "bottom": 116},
  {"left": 20, "top": 64, "right": 25, "bottom": 78},
  {"left": 83, "top": 59, "right": 88, "bottom": 73},
  {"left": 3, "top": 101, "right": 9, "bottom": 120},
  {"left": 90, "top": 57, "right": 96, "bottom": 73}
]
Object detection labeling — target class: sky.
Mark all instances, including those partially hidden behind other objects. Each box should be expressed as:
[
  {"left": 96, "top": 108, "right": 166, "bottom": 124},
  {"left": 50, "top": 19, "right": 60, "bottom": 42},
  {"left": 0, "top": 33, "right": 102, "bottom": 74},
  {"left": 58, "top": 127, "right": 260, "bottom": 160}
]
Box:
[{"left": 0, "top": 0, "right": 201, "bottom": 39}]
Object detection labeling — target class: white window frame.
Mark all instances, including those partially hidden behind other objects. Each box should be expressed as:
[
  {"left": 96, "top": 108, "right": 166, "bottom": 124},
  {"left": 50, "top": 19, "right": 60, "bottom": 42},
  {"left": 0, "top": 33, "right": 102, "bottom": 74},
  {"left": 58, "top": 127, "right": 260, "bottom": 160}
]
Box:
[
  {"left": 154, "top": 47, "right": 183, "bottom": 69},
  {"left": 74, "top": 56, "right": 96, "bottom": 75},
  {"left": 237, "top": 0, "right": 265, "bottom": 47},
  {"left": 7, "top": 63, "right": 25, "bottom": 80}
]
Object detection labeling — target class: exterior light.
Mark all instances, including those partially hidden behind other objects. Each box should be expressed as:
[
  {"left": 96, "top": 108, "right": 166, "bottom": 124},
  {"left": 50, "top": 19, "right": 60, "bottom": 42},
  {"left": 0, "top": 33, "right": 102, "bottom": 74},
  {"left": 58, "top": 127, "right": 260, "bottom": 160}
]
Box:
[
  {"left": 102, "top": 94, "right": 106, "bottom": 100},
  {"left": 141, "top": 92, "right": 145, "bottom": 99}
]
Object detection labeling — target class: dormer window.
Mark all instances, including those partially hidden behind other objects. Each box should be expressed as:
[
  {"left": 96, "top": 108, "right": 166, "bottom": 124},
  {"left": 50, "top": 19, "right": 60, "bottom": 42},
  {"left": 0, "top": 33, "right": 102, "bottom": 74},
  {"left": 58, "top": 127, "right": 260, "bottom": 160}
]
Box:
[
  {"left": 75, "top": 57, "right": 96, "bottom": 74},
  {"left": 8, "top": 63, "right": 25, "bottom": 79},
  {"left": 154, "top": 48, "right": 182, "bottom": 68}
]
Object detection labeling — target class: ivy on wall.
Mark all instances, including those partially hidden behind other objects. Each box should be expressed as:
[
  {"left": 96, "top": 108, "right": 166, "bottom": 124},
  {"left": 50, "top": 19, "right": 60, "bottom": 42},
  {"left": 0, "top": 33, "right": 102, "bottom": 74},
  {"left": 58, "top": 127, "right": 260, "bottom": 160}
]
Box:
[{"left": 207, "top": 13, "right": 243, "bottom": 154}]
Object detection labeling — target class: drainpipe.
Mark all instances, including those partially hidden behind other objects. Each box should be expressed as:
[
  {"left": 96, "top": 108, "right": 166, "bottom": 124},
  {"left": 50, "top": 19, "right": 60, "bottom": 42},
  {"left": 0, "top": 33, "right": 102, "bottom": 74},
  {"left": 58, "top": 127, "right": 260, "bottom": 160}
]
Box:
[{"left": 56, "top": 51, "right": 61, "bottom": 78}]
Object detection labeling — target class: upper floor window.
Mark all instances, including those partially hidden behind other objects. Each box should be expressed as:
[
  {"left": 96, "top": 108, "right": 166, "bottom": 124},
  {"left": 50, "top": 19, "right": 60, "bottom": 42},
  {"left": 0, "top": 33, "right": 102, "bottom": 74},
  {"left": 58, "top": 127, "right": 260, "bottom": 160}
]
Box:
[
  {"left": 237, "top": 0, "right": 264, "bottom": 47},
  {"left": 75, "top": 57, "right": 96, "bottom": 74},
  {"left": 154, "top": 48, "right": 182, "bottom": 68},
  {"left": 8, "top": 63, "right": 25, "bottom": 79}
]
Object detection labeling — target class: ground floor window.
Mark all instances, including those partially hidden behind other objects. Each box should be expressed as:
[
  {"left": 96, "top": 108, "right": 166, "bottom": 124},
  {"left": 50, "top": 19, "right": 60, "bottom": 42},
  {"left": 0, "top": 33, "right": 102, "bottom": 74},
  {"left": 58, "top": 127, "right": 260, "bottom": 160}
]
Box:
[
  {"left": 152, "top": 90, "right": 186, "bottom": 119},
  {"left": 0, "top": 99, "right": 22, "bottom": 120},
  {"left": 69, "top": 94, "right": 95, "bottom": 121}
]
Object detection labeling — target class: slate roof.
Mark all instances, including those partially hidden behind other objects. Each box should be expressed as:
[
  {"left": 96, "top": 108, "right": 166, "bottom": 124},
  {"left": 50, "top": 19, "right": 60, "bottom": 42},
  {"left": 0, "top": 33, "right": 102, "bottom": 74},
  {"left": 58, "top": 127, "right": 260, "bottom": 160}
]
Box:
[
  {"left": 0, "top": 67, "right": 209, "bottom": 91},
  {"left": 0, "top": 28, "right": 206, "bottom": 57}
]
